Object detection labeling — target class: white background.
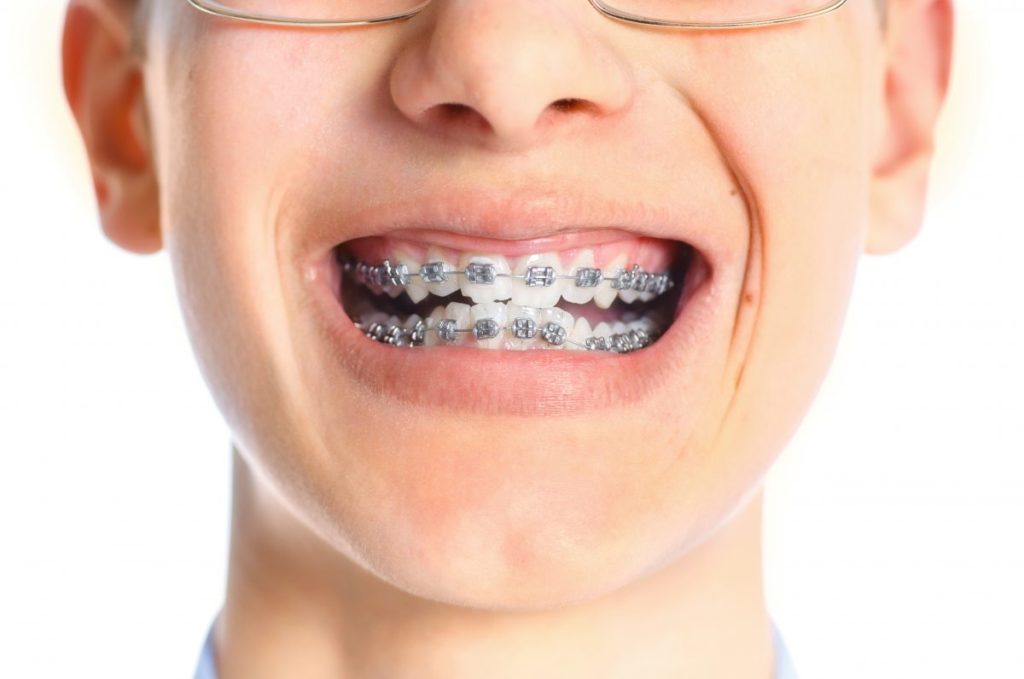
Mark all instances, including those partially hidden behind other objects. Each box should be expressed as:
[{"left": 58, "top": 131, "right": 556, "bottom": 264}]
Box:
[{"left": 1, "top": 2, "right": 1021, "bottom": 677}]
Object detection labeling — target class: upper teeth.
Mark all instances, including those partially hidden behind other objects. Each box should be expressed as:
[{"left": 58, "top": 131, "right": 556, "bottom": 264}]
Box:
[{"left": 343, "top": 252, "right": 674, "bottom": 308}]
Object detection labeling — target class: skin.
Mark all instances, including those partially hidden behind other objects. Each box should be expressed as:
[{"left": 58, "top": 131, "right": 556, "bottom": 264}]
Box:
[{"left": 63, "top": 0, "right": 953, "bottom": 677}]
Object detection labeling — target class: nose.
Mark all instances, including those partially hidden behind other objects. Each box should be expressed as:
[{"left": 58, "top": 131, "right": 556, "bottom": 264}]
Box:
[{"left": 389, "top": 0, "right": 635, "bottom": 152}]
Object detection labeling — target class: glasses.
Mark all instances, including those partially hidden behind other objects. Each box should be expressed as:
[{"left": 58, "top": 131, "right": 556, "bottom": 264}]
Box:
[{"left": 185, "top": 0, "right": 850, "bottom": 30}]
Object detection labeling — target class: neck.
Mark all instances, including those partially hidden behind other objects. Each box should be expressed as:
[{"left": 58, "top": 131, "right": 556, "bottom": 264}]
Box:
[{"left": 214, "top": 449, "right": 775, "bottom": 679}]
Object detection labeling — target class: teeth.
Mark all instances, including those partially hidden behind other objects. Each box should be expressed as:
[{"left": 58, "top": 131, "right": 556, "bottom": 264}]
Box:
[
  {"left": 628, "top": 318, "right": 653, "bottom": 334},
  {"left": 345, "top": 242, "right": 678, "bottom": 354},
  {"left": 344, "top": 247, "right": 674, "bottom": 306},
  {"left": 510, "top": 252, "right": 567, "bottom": 308},
  {"left": 593, "top": 253, "right": 627, "bottom": 309},
  {"left": 539, "top": 307, "right": 573, "bottom": 350},
  {"left": 440, "top": 303, "right": 471, "bottom": 346},
  {"left": 423, "top": 247, "right": 460, "bottom": 298},
  {"left": 358, "top": 302, "right": 661, "bottom": 353},
  {"left": 505, "top": 303, "right": 542, "bottom": 351},
  {"left": 444, "top": 302, "right": 471, "bottom": 344},
  {"left": 618, "top": 283, "right": 641, "bottom": 305},
  {"left": 567, "top": 316, "right": 593, "bottom": 351},
  {"left": 423, "top": 306, "right": 447, "bottom": 347},
  {"left": 458, "top": 253, "right": 513, "bottom": 304},
  {"left": 470, "top": 302, "right": 508, "bottom": 350},
  {"left": 562, "top": 249, "right": 598, "bottom": 305},
  {"left": 395, "top": 247, "right": 429, "bottom": 303}
]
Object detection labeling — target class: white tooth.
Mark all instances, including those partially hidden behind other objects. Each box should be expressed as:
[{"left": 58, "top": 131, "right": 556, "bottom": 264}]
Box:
[
  {"left": 567, "top": 316, "right": 593, "bottom": 351},
  {"left": 394, "top": 247, "right": 429, "bottom": 303},
  {"left": 470, "top": 302, "right": 508, "bottom": 350},
  {"left": 618, "top": 286, "right": 640, "bottom": 305},
  {"left": 540, "top": 307, "right": 573, "bottom": 350},
  {"left": 505, "top": 303, "right": 542, "bottom": 351},
  {"left": 424, "top": 246, "right": 460, "bottom": 298},
  {"left": 594, "top": 253, "right": 627, "bottom": 309},
  {"left": 593, "top": 321, "right": 613, "bottom": 339},
  {"left": 612, "top": 321, "right": 628, "bottom": 335},
  {"left": 424, "top": 306, "right": 447, "bottom": 347},
  {"left": 561, "top": 249, "right": 598, "bottom": 305},
  {"left": 628, "top": 318, "right": 652, "bottom": 333},
  {"left": 458, "top": 253, "right": 512, "bottom": 304},
  {"left": 403, "top": 314, "right": 423, "bottom": 329},
  {"left": 542, "top": 307, "right": 574, "bottom": 329},
  {"left": 510, "top": 252, "right": 567, "bottom": 308},
  {"left": 444, "top": 302, "right": 471, "bottom": 346},
  {"left": 618, "top": 268, "right": 658, "bottom": 304}
]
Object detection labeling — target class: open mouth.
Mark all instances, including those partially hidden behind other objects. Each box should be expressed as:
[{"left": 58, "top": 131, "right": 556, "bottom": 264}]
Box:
[
  {"left": 332, "top": 235, "right": 707, "bottom": 354},
  {"left": 300, "top": 191, "right": 733, "bottom": 414}
]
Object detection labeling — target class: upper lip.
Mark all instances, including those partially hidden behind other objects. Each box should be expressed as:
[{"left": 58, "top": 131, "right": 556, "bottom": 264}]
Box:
[{"left": 294, "top": 186, "right": 731, "bottom": 269}]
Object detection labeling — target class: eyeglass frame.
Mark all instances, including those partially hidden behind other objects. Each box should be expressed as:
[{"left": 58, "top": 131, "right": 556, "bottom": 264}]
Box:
[{"left": 184, "top": 0, "right": 851, "bottom": 31}]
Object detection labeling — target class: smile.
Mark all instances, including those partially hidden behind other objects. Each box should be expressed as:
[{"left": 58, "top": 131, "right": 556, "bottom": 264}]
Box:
[
  {"left": 300, "top": 191, "right": 735, "bottom": 415},
  {"left": 335, "top": 236, "right": 700, "bottom": 354}
]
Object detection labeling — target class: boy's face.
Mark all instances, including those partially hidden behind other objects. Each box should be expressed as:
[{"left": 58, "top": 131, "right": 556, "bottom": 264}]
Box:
[{"left": 67, "top": 0, "right": 950, "bottom": 608}]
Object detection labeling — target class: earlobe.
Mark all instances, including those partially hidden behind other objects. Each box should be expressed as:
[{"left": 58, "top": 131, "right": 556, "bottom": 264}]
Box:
[
  {"left": 62, "top": 0, "right": 161, "bottom": 254},
  {"left": 866, "top": 0, "right": 954, "bottom": 255}
]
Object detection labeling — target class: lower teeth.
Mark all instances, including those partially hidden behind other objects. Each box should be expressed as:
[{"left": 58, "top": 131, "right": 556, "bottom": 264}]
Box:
[{"left": 356, "top": 315, "right": 659, "bottom": 354}]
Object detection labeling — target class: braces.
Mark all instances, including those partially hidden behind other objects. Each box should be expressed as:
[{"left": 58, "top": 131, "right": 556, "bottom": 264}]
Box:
[
  {"left": 341, "top": 257, "right": 676, "bottom": 296},
  {"left": 355, "top": 317, "right": 658, "bottom": 354}
]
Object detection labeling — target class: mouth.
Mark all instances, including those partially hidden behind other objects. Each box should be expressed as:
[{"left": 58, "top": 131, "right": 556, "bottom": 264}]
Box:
[
  {"left": 300, "top": 194, "right": 732, "bottom": 416},
  {"left": 333, "top": 235, "right": 703, "bottom": 354}
]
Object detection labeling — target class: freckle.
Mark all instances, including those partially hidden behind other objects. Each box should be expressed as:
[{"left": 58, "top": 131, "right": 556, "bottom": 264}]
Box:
[
  {"left": 729, "top": 189, "right": 739, "bottom": 196},
  {"left": 743, "top": 292, "right": 755, "bottom": 305}
]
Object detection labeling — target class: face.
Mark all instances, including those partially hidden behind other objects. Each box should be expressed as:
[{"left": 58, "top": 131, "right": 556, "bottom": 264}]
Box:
[{"left": 90, "top": 0, "right": 918, "bottom": 608}]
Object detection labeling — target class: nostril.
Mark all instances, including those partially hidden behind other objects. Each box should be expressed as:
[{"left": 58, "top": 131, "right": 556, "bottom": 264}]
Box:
[
  {"left": 416, "top": 98, "right": 601, "bottom": 148},
  {"left": 438, "top": 102, "right": 473, "bottom": 117},
  {"left": 425, "top": 102, "right": 492, "bottom": 134},
  {"left": 551, "top": 98, "right": 583, "bottom": 113},
  {"left": 547, "top": 98, "right": 602, "bottom": 120}
]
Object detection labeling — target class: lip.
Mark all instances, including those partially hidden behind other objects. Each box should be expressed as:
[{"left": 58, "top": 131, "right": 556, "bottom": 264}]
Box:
[
  {"left": 294, "top": 188, "right": 734, "bottom": 416},
  {"left": 295, "top": 188, "right": 735, "bottom": 271}
]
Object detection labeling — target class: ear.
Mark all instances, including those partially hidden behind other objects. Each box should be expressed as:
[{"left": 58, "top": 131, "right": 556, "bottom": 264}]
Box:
[
  {"left": 867, "top": 0, "right": 954, "bottom": 255},
  {"left": 63, "top": 0, "right": 161, "bottom": 254}
]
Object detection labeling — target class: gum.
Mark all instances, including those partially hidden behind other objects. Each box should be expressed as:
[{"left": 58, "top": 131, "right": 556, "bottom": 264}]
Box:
[{"left": 340, "top": 232, "right": 680, "bottom": 272}]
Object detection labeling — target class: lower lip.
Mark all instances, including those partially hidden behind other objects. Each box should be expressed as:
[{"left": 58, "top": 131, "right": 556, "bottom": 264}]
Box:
[{"left": 305, "top": 251, "right": 719, "bottom": 417}]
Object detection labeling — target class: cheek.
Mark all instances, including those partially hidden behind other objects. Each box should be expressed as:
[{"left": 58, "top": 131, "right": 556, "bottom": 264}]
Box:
[
  {"left": 630, "top": 19, "right": 872, "bottom": 489},
  {"left": 148, "top": 26, "right": 390, "bottom": 490},
  {"left": 685, "top": 23, "right": 872, "bottom": 467}
]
